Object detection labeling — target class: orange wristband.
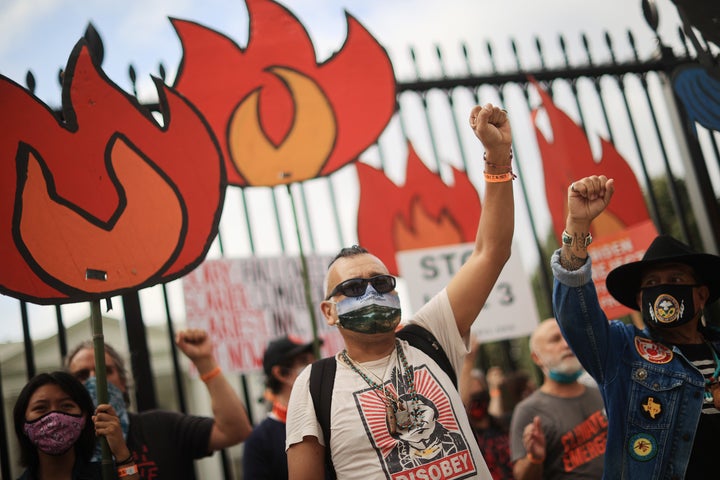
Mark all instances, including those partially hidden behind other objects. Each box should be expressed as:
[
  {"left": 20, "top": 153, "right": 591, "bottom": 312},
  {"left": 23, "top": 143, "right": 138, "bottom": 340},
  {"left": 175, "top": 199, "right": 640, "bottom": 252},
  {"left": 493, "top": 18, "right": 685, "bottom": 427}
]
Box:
[
  {"left": 117, "top": 464, "right": 138, "bottom": 477},
  {"left": 527, "top": 452, "right": 544, "bottom": 465},
  {"left": 489, "top": 388, "right": 501, "bottom": 398},
  {"left": 200, "top": 366, "right": 222, "bottom": 383},
  {"left": 484, "top": 171, "right": 517, "bottom": 182}
]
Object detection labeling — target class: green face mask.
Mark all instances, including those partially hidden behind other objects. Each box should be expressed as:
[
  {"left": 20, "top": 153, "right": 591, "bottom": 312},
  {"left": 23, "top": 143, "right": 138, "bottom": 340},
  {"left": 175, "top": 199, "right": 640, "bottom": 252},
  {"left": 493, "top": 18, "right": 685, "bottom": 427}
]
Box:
[{"left": 334, "top": 285, "right": 401, "bottom": 334}]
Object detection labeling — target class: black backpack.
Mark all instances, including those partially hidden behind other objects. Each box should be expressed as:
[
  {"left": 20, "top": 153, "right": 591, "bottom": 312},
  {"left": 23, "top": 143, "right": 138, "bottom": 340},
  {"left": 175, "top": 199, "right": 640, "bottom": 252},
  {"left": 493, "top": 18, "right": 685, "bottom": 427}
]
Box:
[{"left": 309, "top": 323, "right": 458, "bottom": 478}]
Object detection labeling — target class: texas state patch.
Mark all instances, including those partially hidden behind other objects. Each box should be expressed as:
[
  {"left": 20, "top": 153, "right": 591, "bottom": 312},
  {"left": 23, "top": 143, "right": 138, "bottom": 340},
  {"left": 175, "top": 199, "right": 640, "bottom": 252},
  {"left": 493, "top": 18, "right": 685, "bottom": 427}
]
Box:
[{"left": 634, "top": 337, "right": 673, "bottom": 364}]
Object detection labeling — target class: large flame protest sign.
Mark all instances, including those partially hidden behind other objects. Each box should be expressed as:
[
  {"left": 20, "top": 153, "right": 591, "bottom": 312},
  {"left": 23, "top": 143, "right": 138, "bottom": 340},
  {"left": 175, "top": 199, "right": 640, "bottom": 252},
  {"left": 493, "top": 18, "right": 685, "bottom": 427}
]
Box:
[
  {"left": 531, "top": 79, "right": 657, "bottom": 319},
  {"left": 172, "top": 0, "right": 396, "bottom": 187},
  {"left": 0, "top": 40, "right": 225, "bottom": 305},
  {"left": 357, "top": 143, "right": 540, "bottom": 341},
  {"left": 356, "top": 142, "right": 480, "bottom": 276}
]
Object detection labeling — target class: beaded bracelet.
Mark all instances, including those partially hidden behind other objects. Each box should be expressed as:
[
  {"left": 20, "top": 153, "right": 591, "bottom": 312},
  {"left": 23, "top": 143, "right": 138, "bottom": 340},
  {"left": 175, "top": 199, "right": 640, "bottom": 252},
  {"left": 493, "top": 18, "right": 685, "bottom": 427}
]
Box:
[
  {"left": 483, "top": 149, "right": 515, "bottom": 182},
  {"left": 117, "top": 464, "right": 138, "bottom": 477},
  {"left": 200, "top": 366, "right": 222, "bottom": 383},
  {"left": 484, "top": 171, "right": 517, "bottom": 182},
  {"left": 115, "top": 454, "right": 134, "bottom": 466},
  {"left": 527, "top": 453, "right": 545, "bottom": 465},
  {"left": 483, "top": 149, "right": 513, "bottom": 164}
]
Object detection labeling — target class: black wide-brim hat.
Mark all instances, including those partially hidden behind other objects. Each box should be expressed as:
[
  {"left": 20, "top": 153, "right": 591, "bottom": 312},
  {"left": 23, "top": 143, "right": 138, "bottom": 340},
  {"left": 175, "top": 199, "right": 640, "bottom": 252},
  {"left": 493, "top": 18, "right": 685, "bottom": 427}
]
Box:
[{"left": 606, "top": 234, "right": 720, "bottom": 310}]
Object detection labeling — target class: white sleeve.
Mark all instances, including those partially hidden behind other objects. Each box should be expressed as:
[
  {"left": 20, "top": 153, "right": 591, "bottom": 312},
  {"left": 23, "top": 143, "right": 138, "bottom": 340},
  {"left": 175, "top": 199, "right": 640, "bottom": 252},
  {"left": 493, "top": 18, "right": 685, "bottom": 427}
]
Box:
[
  {"left": 406, "top": 288, "right": 469, "bottom": 376},
  {"left": 285, "top": 362, "right": 325, "bottom": 450}
]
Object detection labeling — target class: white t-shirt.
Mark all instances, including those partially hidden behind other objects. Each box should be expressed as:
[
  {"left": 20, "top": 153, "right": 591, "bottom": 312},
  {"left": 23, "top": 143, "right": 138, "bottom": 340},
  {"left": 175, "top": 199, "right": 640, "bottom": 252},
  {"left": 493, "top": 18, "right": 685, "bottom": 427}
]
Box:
[{"left": 286, "top": 289, "right": 492, "bottom": 479}]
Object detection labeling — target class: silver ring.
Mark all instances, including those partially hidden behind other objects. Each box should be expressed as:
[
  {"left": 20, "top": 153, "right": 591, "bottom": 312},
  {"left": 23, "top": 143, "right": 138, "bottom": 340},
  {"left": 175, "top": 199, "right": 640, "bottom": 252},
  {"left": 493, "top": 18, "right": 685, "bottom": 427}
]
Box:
[{"left": 570, "top": 183, "right": 576, "bottom": 192}]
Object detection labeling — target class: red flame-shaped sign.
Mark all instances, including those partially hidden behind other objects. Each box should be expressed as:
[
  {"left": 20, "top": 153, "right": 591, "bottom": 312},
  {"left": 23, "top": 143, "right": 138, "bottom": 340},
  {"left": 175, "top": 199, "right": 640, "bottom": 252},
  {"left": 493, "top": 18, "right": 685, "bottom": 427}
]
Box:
[
  {"left": 0, "top": 41, "right": 225, "bottom": 305},
  {"left": 356, "top": 143, "right": 481, "bottom": 276},
  {"left": 531, "top": 78, "right": 651, "bottom": 241},
  {"left": 172, "top": 0, "right": 396, "bottom": 187},
  {"left": 531, "top": 78, "right": 658, "bottom": 320}
]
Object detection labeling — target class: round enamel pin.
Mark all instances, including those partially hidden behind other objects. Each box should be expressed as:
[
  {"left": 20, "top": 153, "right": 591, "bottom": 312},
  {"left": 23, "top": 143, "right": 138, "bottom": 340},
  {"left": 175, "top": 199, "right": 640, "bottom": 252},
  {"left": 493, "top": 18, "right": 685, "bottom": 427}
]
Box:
[
  {"left": 628, "top": 433, "right": 657, "bottom": 461},
  {"left": 635, "top": 337, "right": 673, "bottom": 364}
]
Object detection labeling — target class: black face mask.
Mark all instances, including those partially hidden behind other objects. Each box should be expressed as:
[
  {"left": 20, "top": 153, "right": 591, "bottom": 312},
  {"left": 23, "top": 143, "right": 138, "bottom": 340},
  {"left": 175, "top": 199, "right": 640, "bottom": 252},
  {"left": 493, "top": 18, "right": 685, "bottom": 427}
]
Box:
[{"left": 641, "top": 284, "right": 699, "bottom": 328}]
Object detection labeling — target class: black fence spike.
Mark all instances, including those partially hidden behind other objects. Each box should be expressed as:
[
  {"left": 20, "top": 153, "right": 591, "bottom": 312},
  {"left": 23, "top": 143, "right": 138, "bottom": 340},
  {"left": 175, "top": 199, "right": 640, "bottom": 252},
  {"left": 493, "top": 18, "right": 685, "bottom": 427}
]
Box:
[
  {"left": 627, "top": 31, "right": 640, "bottom": 61},
  {"left": 642, "top": 0, "right": 660, "bottom": 32},
  {"left": 534, "top": 36, "right": 547, "bottom": 70},
  {"left": 485, "top": 41, "right": 497, "bottom": 72},
  {"left": 511, "top": 39, "right": 523, "bottom": 72},
  {"left": 581, "top": 33, "right": 594, "bottom": 66},
  {"left": 605, "top": 31, "right": 618, "bottom": 65},
  {"left": 128, "top": 64, "right": 138, "bottom": 96},
  {"left": 559, "top": 34, "right": 570, "bottom": 64},
  {"left": 534, "top": 36, "right": 542, "bottom": 56},
  {"left": 605, "top": 31, "right": 613, "bottom": 50},
  {"left": 434, "top": 44, "right": 448, "bottom": 78},
  {"left": 25, "top": 71, "right": 36, "bottom": 94}
]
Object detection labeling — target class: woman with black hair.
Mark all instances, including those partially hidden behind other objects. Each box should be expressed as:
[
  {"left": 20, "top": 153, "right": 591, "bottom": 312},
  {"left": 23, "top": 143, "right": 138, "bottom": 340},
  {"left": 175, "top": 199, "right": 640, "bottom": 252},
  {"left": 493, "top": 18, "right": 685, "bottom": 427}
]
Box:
[{"left": 13, "top": 371, "right": 138, "bottom": 480}]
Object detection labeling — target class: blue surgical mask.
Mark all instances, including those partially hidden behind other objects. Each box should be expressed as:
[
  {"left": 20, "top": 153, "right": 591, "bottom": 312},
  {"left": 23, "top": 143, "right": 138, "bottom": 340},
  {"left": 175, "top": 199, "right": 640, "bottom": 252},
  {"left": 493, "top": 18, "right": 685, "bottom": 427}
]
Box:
[
  {"left": 548, "top": 369, "right": 583, "bottom": 384},
  {"left": 334, "top": 285, "right": 401, "bottom": 334},
  {"left": 641, "top": 284, "right": 698, "bottom": 328}
]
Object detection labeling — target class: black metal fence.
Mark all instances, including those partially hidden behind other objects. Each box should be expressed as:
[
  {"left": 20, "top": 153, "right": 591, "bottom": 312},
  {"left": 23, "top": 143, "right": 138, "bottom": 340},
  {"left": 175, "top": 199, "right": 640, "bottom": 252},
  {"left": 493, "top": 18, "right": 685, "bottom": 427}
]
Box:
[{"left": 2, "top": 1, "right": 719, "bottom": 478}]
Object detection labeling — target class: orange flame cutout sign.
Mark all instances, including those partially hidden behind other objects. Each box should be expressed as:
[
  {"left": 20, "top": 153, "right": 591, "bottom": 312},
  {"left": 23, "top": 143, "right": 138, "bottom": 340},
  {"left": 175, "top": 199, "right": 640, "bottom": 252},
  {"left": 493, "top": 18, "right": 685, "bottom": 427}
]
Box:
[
  {"left": 0, "top": 40, "right": 225, "bottom": 305},
  {"left": 530, "top": 78, "right": 652, "bottom": 241},
  {"left": 172, "top": 0, "right": 396, "bottom": 186},
  {"left": 356, "top": 143, "right": 481, "bottom": 276}
]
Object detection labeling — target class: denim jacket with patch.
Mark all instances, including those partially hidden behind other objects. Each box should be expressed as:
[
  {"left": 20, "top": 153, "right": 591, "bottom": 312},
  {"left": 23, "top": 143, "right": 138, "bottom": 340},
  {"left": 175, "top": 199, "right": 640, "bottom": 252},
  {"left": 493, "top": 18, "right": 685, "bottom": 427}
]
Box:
[{"left": 551, "top": 249, "right": 712, "bottom": 480}]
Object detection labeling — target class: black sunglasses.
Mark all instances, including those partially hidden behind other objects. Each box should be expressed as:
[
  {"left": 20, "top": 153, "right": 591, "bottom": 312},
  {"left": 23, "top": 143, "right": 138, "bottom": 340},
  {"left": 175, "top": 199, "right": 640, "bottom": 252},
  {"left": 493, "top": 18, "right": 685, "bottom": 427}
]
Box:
[{"left": 325, "top": 275, "right": 396, "bottom": 300}]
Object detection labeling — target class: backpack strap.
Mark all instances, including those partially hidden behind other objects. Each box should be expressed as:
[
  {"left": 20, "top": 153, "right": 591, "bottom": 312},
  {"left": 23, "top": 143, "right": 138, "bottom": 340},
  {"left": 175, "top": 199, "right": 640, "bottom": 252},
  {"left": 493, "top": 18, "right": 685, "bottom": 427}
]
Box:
[
  {"left": 309, "top": 357, "right": 337, "bottom": 479},
  {"left": 396, "top": 323, "right": 457, "bottom": 387}
]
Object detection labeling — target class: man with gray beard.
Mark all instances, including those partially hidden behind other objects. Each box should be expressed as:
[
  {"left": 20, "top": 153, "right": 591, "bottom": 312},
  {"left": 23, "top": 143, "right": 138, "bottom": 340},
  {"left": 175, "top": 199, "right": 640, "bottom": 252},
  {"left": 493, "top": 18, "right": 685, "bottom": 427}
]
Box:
[{"left": 509, "top": 319, "right": 607, "bottom": 480}]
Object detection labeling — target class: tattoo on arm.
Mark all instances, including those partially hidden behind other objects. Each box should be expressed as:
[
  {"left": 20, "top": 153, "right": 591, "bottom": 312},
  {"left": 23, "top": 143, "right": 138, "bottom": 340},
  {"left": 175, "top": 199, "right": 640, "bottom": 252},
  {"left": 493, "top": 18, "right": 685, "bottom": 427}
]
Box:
[{"left": 560, "top": 249, "right": 587, "bottom": 271}]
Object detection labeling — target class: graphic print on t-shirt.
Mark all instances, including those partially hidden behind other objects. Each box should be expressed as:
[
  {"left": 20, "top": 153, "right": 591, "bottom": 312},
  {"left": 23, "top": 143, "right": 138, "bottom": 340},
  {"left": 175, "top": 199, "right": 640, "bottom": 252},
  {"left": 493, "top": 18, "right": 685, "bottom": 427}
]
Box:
[
  {"left": 133, "top": 444, "right": 159, "bottom": 479},
  {"left": 560, "top": 409, "right": 608, "bottom": 472},
  {"left": 352, "top": 364, "right": 477, "bottom": 479}
]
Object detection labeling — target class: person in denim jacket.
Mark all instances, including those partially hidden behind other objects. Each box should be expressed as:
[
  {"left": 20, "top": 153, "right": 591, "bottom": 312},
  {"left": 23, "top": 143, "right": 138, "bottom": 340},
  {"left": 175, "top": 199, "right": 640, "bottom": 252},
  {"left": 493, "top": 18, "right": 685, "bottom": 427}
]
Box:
[{"left": 551, "top": 175, "right": 720, "bottom": 480}]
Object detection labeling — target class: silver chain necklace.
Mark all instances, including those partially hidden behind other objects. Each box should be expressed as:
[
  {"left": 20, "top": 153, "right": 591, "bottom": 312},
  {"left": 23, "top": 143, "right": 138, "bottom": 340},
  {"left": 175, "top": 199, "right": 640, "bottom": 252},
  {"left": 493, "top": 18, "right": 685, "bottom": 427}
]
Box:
[{"left": 341, "top": 339, "right": 419, "bottom": 434}]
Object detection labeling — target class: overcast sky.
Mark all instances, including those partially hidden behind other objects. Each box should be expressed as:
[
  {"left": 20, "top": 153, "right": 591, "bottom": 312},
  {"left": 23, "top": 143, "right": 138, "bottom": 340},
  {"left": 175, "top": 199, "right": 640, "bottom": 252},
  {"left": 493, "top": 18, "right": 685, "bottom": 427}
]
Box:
[
  {"left": 0, "top": 0, "right": 688, "bottom": 342},
  {"left": 0, "top": 0, "right": 685, "bottom": 105}
]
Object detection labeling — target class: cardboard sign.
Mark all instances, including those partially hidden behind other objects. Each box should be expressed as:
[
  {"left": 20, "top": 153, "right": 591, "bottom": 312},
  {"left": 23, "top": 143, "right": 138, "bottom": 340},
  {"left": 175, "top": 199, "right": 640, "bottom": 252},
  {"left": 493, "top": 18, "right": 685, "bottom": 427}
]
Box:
[
  {"left": 396, "top": 243, "right": 540, "bottom": 342},
  {"left": 588, "top": 219, "right": 658, "bottom": 320},
  {"left": 182, "top": 254, "right": 343, "bottom": 373}
]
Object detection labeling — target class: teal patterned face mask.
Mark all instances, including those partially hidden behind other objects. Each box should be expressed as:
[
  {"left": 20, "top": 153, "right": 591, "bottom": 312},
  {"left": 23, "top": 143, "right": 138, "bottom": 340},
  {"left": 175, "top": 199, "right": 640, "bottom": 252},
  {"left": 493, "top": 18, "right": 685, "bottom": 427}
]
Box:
[
  {"left": 84, "top": 377, "right": 129, "bottom": 462},
  {"left": 334, "top": 284, "right": 401, "bottom": 334}
]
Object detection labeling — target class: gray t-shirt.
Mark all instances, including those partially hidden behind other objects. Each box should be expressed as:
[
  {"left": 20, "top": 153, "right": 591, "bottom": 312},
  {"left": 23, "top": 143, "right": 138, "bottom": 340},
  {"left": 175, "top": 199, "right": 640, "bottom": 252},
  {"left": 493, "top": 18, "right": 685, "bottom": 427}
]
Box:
[{"left": 509, "top": 387, "right": 607, "bottom": 479}]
